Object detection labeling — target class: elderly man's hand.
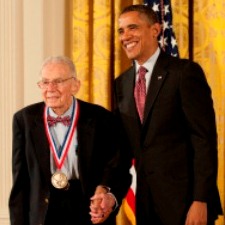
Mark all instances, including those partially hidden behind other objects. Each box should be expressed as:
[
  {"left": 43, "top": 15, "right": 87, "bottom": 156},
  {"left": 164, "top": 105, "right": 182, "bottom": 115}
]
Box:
[{"left": 89, "top": 186, "right": 116, "bottom": 224}]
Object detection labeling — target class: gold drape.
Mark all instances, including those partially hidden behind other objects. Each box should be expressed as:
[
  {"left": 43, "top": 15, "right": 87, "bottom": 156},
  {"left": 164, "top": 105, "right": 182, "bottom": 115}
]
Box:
[
  {"left": 72, "top": 0, "right": 112, "bottom": 108},
  {"left": 172, "top": 0, "right": 189, "bottom": 58},
  {"left": 72, "top": 0, "right": 141, "bottom": 110},
  {"left": 173, "top": 1, "right": 225, "bottom": 224},
  {"left": 72, "top": 0, "right": 225, "bottom": 224},
  {"left": 194, "top": 1, "right": 225, "bottom": 224}
]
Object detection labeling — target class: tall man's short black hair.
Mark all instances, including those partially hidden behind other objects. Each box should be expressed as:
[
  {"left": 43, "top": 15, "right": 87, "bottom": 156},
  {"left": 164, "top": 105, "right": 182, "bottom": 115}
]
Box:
[{"left": 120, "top": 4, "right": 159, "bottom": 25}]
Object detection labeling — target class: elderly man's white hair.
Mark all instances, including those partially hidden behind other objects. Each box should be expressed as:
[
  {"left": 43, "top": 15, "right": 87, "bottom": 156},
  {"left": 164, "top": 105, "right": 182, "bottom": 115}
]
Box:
[{"left": 39, "top": 56, "right": 77, "bottom": 77}]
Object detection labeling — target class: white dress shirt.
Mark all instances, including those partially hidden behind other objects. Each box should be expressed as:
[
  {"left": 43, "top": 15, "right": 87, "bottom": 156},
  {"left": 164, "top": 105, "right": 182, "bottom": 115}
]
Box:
[
  {"left": 48, "top": 99, "right": 79, "bottom": 180},
  {"left": 135, "top": 47, "right": 160, "bottom": 92}
]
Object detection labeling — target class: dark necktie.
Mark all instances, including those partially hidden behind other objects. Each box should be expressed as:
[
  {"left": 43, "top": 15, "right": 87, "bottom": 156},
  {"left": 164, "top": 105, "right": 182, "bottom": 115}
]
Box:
[
  {"left": 47, "top": 115, "right": 71, "bottom": 127},
  {"left": 134, "top": 66, "right": 147, "bottom": 123}
]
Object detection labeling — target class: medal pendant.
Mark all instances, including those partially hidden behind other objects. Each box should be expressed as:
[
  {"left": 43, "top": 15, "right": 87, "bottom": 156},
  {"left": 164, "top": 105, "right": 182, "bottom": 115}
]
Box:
[{"left": 51, "top": 171, "right": 69, "bottom": 190}]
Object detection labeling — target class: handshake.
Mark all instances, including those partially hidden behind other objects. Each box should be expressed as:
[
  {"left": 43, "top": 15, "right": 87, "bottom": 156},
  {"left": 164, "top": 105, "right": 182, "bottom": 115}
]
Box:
[{"left": 89, "top": 185, "right": 117, "bottom": 224}]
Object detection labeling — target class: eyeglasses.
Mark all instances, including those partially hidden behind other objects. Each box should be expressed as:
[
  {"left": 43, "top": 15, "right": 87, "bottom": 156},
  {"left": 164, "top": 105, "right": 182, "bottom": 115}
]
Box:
[{"left": 37, "top": 77, "right": 74, "bottom": 89}]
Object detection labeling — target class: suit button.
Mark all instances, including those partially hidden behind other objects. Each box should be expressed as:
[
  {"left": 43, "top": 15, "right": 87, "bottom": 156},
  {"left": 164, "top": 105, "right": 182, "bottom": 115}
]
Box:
[{"left": 44, "top": 198, "right": 49, "bottom": 204}]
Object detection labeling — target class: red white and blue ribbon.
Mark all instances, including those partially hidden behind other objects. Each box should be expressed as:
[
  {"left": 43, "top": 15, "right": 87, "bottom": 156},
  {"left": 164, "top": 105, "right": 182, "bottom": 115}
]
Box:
[{"left": 44, "top": 98, "right": 79, "bottom": 169}]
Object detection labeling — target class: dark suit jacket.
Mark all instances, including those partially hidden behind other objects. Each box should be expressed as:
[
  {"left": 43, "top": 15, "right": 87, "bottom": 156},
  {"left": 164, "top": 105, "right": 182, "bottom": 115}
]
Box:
[
  {"left": 114, "top": 51, "right": 222, "bottom": 225},
  {"left": 9, "top": 99, "right": 132, "bottom": 225}
]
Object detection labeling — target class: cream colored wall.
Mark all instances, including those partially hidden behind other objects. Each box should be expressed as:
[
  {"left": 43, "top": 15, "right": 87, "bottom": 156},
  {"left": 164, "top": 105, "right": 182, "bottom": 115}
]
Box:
[{"left": 0, "top": 0, "right": 69, "bottom": 224}]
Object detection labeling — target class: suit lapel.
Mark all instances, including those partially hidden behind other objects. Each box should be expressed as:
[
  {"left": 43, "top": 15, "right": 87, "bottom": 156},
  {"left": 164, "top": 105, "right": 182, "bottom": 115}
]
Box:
[
  {"left": 143, "top": 52, "right": 168, "bottom": 124},
  {"left": 123, "top": 67, "right": 137, "bottom": 114},
  {"left": 75, "top": 101, "right": 99, "bottom": 186},
  {"left": 31, "top": 106, "right": 51, "bottom": 183}
]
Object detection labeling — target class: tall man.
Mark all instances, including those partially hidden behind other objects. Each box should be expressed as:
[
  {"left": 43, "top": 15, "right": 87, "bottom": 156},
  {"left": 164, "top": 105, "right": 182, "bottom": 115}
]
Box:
[
  {"left": 9, "top": 56, "right": 131, "bottom": 225},
  {"left": 114, "top": 4, "right": 222, "bottom": 225}
]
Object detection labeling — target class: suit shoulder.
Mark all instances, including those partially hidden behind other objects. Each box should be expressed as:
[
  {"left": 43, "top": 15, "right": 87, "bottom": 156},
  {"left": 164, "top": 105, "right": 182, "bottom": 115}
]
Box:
[
  {"left": 77, "top": 99, "right": 112, "bottom": 116},
  {"left": 14, "top": 102, "right": 45, "bottom": 117},
  {"left": 171, "top": 57, "right": 205, "bottom": 78},
  {"left": 115, "top": 66, "right": 134, "bottom": 82},
  {"left": 160, "top": 52, "right": 202, "bottom": 70},
  {"left": 77, "top": 99, "right": 116, "bottom": 126}
]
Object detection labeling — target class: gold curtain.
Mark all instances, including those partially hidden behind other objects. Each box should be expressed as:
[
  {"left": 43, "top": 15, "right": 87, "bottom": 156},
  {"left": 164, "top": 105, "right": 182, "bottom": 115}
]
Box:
[
  {"left": 72, "top": 0, "right": 225, "bottom": 224},
  {"left": 72, "top": 0, "right": 142, "bottom": 110},
  {"left": 72, "top": 0, "right": 112, "bottom": 108},
  {"left": 172, "top": 0, "right": 225, "bottom": 224},
  {"left": 194, "top": 1, "right": 225, "bottom": 224}
]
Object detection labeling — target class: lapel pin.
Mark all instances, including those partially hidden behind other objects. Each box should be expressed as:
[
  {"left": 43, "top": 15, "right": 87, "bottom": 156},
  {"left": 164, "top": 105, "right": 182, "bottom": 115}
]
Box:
[{"left": 158, "top": 76, "right": 162, "bottom": 80}]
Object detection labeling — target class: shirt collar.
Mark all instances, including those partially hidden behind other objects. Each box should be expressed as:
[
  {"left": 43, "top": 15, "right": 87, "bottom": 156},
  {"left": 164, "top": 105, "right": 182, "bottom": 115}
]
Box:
[{"left": 135, "top": 47, "right": 160, "bottom": 73}]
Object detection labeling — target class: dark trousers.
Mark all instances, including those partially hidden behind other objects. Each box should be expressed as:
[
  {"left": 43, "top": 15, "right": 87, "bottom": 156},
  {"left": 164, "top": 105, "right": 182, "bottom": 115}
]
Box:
[
  {"left": 45, "top": 179, "right": 91, "bottom": 225},
  {"left": 136, "top": 178, "right": 216, "bottom": 225},
  {"left": 136, "top": 199, "right": 216, "bottom": 225}
]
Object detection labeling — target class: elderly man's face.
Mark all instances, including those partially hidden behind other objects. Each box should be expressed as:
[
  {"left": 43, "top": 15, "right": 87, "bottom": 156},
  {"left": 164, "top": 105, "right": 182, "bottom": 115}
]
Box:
[{"left": 40, "top": 62, "right": 80, "bottom": 115}]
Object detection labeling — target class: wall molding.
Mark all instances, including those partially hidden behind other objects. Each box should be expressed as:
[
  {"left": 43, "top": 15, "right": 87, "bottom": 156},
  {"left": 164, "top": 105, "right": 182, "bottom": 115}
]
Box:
[{"left": 0, "top": 1, "right": 22, "bottom": 223}]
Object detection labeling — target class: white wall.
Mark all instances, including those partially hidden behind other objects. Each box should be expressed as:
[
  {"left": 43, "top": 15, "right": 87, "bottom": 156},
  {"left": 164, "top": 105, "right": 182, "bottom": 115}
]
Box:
[{"left": 0, "top": 0, "right": 69, "bottom": 224}]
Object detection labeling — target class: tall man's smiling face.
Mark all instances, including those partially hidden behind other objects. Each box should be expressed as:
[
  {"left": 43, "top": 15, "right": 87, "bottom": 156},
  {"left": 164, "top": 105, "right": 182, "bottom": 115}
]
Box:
[{"left": 118, "top": 11, "right": 161, "bottom": 65}]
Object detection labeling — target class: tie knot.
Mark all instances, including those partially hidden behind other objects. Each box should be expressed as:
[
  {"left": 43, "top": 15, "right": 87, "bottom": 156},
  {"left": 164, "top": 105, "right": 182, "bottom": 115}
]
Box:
[
  {"left": 47, "top": 115, "right": 71, "bottom": 127},
  {"left": 138, "top": 66, "right": 147, "bottom": 79}
]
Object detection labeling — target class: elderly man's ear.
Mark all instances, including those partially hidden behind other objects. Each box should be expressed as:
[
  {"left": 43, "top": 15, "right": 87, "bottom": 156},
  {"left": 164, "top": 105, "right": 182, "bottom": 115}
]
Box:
[{"left": 72, "top": 78, "right": 81, "bottom": 95}]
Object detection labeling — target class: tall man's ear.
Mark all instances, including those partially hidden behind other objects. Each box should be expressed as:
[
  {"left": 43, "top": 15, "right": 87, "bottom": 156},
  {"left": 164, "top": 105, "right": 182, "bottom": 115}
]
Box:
[
  {"left": 152, "top": 23, "right": 162, "bottom": 38},
  {"left": 72, "top": 78, "right": 81, "bottom": 95}
]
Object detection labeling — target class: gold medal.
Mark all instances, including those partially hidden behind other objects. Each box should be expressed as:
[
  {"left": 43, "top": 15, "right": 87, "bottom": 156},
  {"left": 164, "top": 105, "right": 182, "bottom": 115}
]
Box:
[{"left": 51, "top": 171, "right": 69, "bottom": 190}]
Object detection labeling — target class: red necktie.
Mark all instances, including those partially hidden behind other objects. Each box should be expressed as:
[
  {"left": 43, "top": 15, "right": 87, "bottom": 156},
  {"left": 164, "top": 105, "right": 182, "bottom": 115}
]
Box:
[
  {"left": 134, "top": 66, "right": 147, "bottom": 123},
  {"left": 47, "top": 115, "right": 71, "bottom": 127}
]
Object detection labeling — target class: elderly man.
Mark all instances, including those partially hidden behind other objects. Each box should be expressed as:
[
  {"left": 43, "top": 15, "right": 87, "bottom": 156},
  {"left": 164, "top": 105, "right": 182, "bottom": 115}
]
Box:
[{"left": 9, "top": 56, "right": 131, "bottom": 225}]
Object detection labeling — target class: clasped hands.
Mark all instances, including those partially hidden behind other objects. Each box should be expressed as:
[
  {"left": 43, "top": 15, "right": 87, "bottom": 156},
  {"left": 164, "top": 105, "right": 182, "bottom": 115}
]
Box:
[{"left": 89, "top": 185, "right": 116, "bottom": 224}]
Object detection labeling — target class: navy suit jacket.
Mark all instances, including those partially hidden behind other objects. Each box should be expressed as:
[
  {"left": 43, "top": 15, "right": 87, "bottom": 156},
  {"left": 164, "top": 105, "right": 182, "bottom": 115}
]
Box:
[
  {"left": 9, "top": 99, "right": 132, "bottom": 225},
  {"left": 114, "top": 51, "right": 222, "bottom": 225}
]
